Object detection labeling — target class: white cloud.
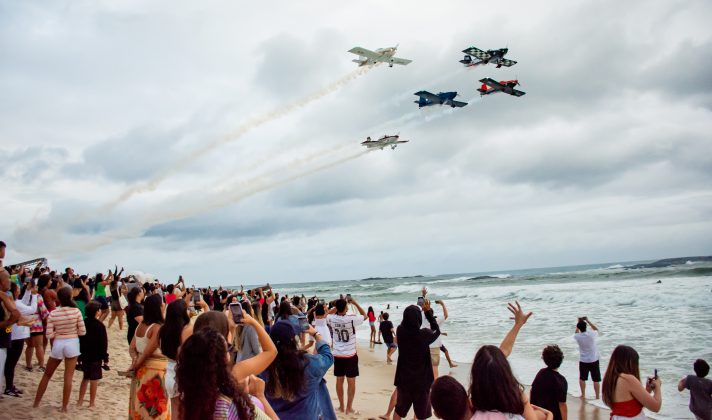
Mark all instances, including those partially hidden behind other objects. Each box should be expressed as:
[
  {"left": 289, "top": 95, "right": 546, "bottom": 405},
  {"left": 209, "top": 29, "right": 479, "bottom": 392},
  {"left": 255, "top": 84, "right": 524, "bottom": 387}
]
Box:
[{"left": 2, "top": 0, "right": 712, "bottom": 284}]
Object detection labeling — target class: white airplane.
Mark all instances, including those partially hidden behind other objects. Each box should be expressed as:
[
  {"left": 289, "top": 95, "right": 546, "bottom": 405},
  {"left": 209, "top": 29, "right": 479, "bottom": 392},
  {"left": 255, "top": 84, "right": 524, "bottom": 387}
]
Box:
[
  {"left": 361, "top": 134, "right": 409, "bottom": 150},
  {"left": 348, "top": 45, "right": 412, "bottom": 67}
]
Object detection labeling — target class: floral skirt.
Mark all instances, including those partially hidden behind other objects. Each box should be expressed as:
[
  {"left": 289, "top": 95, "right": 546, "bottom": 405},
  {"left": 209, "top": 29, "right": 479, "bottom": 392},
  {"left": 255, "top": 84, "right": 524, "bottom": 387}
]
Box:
[{"left": 129, "top": 357, "right": 171, "bottom": 419}]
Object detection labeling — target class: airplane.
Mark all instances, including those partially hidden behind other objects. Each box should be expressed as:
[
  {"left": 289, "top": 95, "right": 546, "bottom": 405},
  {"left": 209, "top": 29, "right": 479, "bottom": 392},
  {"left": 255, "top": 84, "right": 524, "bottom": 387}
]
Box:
[
  {"left": 477, "top": 78, "right": 526, "bottom": 97},
  {"left": 361, "top": 134, "right": 408, "bottom": 150},
  {"left": 460, "top": 45, "right": 517, "bottom": 68},
  {"left": 348, "top": 45, "right": 412, "bottom": 67},
  {"left": 414, "top": 91, "right": 468, "bottom": 108}
]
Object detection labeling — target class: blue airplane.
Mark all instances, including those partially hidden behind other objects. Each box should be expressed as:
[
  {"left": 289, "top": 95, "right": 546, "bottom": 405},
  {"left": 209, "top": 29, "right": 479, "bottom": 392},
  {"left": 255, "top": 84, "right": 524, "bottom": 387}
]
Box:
[{"left": 414, "top": 91, "right": 468, "bottom": 108}]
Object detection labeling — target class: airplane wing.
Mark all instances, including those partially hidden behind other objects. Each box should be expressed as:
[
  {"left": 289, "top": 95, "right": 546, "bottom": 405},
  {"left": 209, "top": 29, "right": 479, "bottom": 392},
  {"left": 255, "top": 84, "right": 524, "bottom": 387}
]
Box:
[
  {"left": 451, "top": 100, "right": 468, "bottom": 107},
  {"left": 508, "top": 89, "right": 526, "bottom": 97},
  {"left": 499, "top": 58, "right": 517, "bottom": 67},
  {"left": 414, "top": 90, "right": 441, "bottom": 102},
  {"left": 348, "top": 47, "right": 379, "bottom": 59},
  {"left": 390, "top": 56, "right": 412, "bottom": 66},
  {"left": 462, "top": 46, "right": 489, "bottom": 60},
  {"left": 479, "top": 78, "right": 504, "bottom": 91}
]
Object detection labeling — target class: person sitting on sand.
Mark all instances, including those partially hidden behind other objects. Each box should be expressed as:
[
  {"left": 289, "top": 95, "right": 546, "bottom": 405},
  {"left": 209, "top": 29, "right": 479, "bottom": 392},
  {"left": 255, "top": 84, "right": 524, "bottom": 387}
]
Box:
[
  {"left": 260, "top": 320, "right": 336, "bottom": 419},
  {"left": 393, "top": 299, "right": 441, "bottom": 420},
  {"left": 677, "top": 359, "right": 711, "bottom": 420},
  {"left": 77, "top": 301, "right": 108, "bottom": 408},
  {"left": 530, "top": 345, "right": 568, "bottom": 420},
  {"left": 602, "top": 345, "right": 662, "bottom": 420}
]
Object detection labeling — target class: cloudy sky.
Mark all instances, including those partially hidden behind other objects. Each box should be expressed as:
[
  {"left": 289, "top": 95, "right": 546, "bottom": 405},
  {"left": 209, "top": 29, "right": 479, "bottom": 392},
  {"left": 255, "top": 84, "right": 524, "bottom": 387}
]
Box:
[{"left": 2, "top": 0, "right": 711, "bottom": 285}]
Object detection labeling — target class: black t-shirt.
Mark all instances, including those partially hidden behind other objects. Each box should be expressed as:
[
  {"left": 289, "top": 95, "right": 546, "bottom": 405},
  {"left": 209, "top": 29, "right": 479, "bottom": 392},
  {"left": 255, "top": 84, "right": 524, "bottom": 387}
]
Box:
[
  {"left": 379, "top": 320, "right": 395, "bottom": 343},
  {"left": 126, "top": 303, "right": 144, "bottom": 343},
  {"left": 530, "top": 368, "right": 568, "bottom": 420}
]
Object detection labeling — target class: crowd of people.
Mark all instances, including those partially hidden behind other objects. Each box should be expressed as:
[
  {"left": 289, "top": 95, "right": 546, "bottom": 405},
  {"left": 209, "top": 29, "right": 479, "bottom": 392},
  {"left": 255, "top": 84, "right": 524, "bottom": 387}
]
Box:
[{"left": 0, "top": 240, "right": 710, "bottom": 420}]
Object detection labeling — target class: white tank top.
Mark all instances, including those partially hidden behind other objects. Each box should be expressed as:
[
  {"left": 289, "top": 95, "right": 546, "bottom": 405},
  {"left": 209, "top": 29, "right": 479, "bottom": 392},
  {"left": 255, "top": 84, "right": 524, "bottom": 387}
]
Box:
[{"left": 135, "top": 323, "right": 163, "bottom": 356}]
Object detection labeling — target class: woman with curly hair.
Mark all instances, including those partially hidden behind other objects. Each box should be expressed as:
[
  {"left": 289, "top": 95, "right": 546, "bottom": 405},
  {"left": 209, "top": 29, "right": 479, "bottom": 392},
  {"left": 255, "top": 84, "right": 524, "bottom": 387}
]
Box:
[
  {"left": 127, "top": 294, "right": 170, "bottom": 419},
  {"left": 176, "top": 328, "right": 273, "bottom": 420},
  {"left": 260, "top": 321, "right": 336, "bottom": 419}
]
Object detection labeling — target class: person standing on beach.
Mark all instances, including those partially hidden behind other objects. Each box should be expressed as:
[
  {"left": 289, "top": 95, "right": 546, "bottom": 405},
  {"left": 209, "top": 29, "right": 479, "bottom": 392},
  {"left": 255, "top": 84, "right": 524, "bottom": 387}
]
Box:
[
  {"left": 327, "top": 296, "right": 367, "bottom": 415},
  {"left": 530, "top": 345, "right": 568, "bottom": 420},
  {"left": 379, "top": 312, "right": 397, "bottom": 364},
  {"left": 393, "top": 300, "right": 441, "bottom": 419},
  {"left": 33, "top": 287, "right": 86, "bottom": 413},
  {"left": 601, "top": 345, "right": 661, "bottom": 419},
  {"left": 0, "top": 268, "right": 20, "bottom": 393},
  {"left": 574, "top": 316, "right": 601, "bottom": 399},
  {"left": 678, "top": 359, "right": 712, "bottom": 420}
]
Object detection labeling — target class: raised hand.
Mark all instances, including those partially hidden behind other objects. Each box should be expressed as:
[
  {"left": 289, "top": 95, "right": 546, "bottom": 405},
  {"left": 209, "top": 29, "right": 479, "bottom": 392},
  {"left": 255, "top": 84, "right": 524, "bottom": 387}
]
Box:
[{"left": 507, "top": 301, "right": 533, "bottom": 327}]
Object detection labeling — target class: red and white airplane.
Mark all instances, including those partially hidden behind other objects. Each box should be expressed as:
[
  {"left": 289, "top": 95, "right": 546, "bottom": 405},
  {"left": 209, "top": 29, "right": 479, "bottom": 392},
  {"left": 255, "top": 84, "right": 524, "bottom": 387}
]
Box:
[
  {"left": 361, "top": 134, "right": 408, "bottom": 150},
  {"left": 477, "top": 78, "right": 526, "bottom": 97}
]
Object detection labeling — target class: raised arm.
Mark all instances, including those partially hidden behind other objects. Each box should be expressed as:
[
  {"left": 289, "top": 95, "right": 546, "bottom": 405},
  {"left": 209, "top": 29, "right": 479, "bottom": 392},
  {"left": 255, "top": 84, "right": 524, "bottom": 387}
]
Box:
[
  {"left": 627, "top": 374, "right": 662, "bottom": 412},
  {"left": 350, "top": 298, "right": 368, "bottom": 320},
  {"left": 585, "top": 317, "right": 599, "bottom": 332},
  {"left": 230, "top": 312, "right": 277, "bottom": 380},
  {"left": 499, "top": 301, "right": 532, "bottom": 358},
  {"left": 423, "top": 306, "right": 441, "bottom": 345},
  {"left": 436, "top": 299, "right": 448, "bottom": 320}
]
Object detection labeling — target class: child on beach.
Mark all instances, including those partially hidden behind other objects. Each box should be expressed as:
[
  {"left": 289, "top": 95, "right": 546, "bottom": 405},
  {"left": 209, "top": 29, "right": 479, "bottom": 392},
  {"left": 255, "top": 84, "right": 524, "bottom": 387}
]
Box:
[
  {"left": 678, "top": 359, "right": 712, "bottom": 420},
  {"left": 77, "top": 301, "right": 108, "bottom": 407},
  {"left": 379, "top": 312, "right": 397, "bottom": 364},
  {"left": 530, "top": 345, "right": 568, "bottom": 420}
]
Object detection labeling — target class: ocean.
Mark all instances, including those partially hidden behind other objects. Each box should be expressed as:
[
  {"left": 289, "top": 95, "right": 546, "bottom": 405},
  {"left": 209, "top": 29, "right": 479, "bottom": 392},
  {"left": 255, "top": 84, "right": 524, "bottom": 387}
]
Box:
[{"left": 252, "top": 259, "right": 712, "bottom": 419}]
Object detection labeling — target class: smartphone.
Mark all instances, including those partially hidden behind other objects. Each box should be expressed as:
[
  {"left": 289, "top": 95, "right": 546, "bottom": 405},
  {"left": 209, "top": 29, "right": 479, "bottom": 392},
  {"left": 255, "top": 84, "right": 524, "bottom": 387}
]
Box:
[
  {"left": 192, "top": 291, "right": 200, "bottom": 303},
  {"left": 417, "top": 296, "right": 424, "bottom": 307},
  {"left": 229, "top": 303, "right": 243, "bottom": 324},
  {"left": 319, "top": 299, "right": 325, "bottom": 305},
  {"left": 297, "top": 315, "right": 309, "bottom": 333},
  {"left": 654, "top": 369, "right": 658, "bottom": 379},
  {"left": 346, "top": 293, "right": 352, "bottom": 302}
]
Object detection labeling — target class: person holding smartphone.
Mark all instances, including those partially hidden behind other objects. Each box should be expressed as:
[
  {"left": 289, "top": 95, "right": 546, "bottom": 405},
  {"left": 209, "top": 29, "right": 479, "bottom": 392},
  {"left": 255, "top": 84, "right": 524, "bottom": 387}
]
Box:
[
  {"left": 574, "top": 316, "right": 601, "bottom": 400},
  {"left": 327, "top": 296, "right": 367, "bottom": 415}
]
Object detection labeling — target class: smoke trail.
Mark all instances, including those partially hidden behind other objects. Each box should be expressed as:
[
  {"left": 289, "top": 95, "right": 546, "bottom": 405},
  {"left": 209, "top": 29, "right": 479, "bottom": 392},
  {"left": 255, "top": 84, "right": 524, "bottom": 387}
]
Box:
[
  {"left": 104, "top": 66, "right": 374, "bottom": 208},
  {"left": 52, "top": 146, "right": 372, "bottom": 255}
]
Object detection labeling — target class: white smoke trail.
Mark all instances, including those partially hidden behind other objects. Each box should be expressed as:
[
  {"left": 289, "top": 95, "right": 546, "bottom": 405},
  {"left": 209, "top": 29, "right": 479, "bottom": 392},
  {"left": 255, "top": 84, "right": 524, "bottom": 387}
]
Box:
[
  {"left": 52, "top": 146, "right": 372, "bottom": 255},
  {"left": 104, "top": 66, "right": 375, "bottom": 208}
]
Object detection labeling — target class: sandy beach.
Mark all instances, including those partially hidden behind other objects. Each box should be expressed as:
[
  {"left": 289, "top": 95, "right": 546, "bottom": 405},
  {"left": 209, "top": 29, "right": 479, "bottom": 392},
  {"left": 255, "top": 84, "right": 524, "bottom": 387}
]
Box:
[
  {"left": 325, "top": 340, "right": 609, "bottom": 420},
  {"left": 5, "top": 318, "right": 609, "bottom": 420}
]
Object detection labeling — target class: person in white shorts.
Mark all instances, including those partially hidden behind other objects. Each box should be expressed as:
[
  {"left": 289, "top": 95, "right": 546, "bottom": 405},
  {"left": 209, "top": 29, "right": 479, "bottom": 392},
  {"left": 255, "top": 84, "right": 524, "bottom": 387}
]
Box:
[{"left": 33, "top": 288, "right": 86, "bottom": 413}]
